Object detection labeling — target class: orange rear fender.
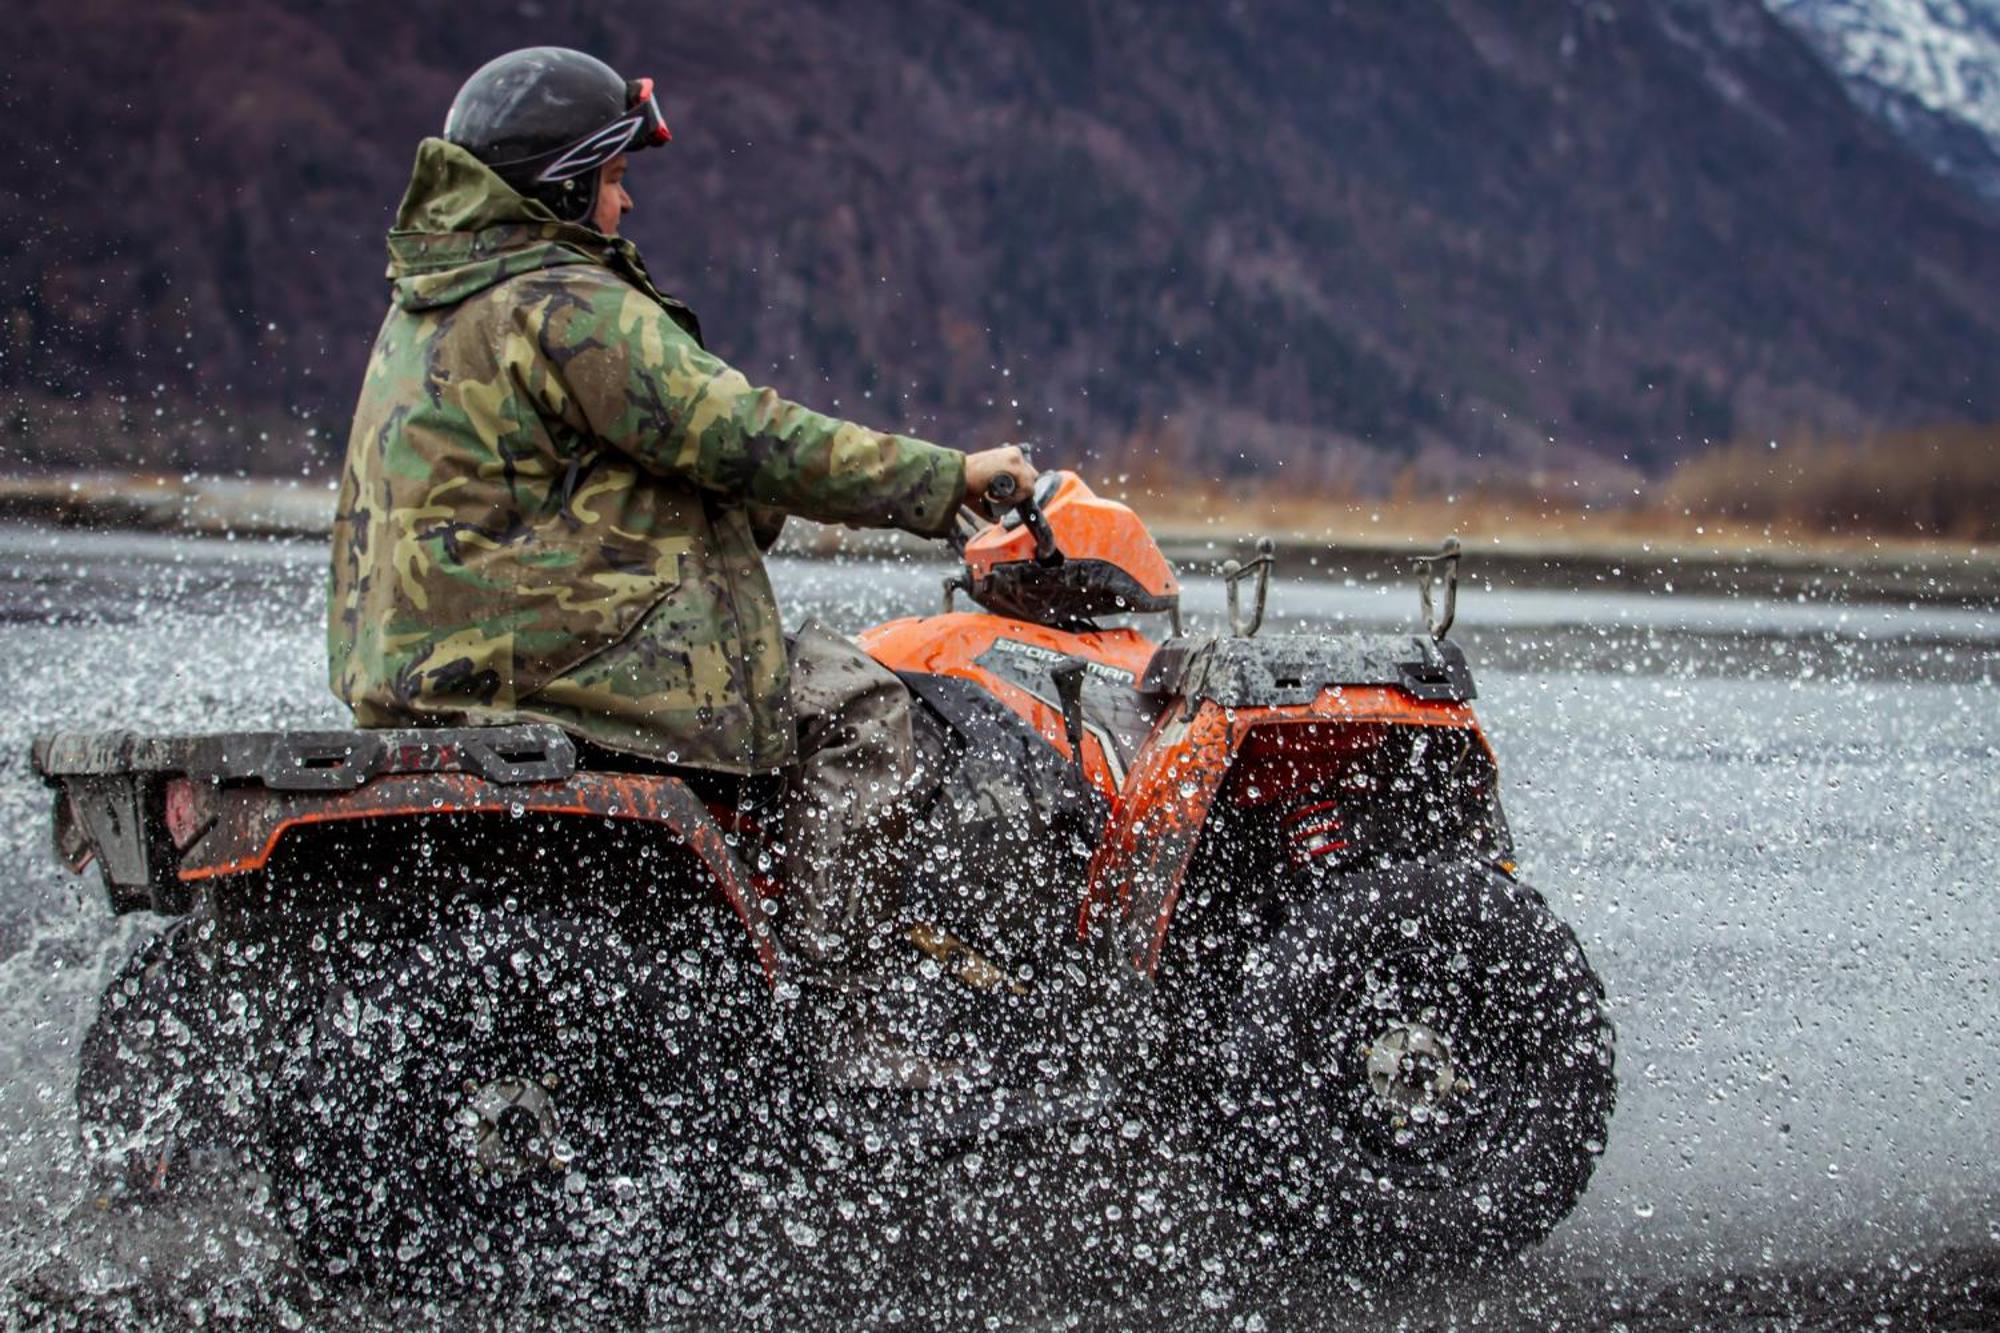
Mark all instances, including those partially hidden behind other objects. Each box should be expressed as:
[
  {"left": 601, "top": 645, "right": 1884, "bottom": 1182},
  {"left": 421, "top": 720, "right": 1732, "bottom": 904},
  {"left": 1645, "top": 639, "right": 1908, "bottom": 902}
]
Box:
[{"left": 173, "top": 770, "right": 781, "bottom": 985}]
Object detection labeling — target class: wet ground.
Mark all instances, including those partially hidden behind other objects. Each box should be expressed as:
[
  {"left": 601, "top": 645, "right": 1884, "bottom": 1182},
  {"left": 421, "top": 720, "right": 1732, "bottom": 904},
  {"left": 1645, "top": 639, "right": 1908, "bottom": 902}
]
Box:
[{"left": 0, "top": 524, "right": 1995, "bottom": 1329}]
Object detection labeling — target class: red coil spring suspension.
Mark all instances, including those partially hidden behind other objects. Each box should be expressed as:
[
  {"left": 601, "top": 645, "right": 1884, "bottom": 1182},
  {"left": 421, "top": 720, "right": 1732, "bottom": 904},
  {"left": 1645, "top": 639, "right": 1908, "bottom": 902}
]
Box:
[{"left": 1283, "top": 798, "right": 1349, "bottom": 868}]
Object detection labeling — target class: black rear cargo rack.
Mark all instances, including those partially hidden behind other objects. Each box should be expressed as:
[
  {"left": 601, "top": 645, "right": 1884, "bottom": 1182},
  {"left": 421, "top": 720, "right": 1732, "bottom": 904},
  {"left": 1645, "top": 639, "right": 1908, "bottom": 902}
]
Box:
[{"left": 30, "top": 724, "right": 577, "bottom": 912}]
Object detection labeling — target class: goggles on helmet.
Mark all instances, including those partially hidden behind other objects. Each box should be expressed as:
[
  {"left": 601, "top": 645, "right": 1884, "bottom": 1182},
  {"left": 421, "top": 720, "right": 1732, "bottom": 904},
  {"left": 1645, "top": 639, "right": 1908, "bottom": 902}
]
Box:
[
  {"left": 533, "top": 77, "right": 672, "bottom": 184},
  {"left": 627, "top": 78, "right": 673, "bottom": 149}
]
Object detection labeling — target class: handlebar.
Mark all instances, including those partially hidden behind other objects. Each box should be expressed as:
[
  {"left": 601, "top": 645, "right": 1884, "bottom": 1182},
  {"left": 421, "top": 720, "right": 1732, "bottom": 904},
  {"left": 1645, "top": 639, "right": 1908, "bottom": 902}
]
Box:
[
  {"left": 963, "top": 468, "right": 1062, "bottom": 566},
  {"left": 991, "top": 474, "right": 1062, "bottom": 567}
]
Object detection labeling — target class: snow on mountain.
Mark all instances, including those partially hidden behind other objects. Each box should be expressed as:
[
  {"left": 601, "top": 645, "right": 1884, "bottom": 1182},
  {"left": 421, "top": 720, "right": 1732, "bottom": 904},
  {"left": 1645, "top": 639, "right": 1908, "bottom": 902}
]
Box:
[{"left": 1769, "top": 0, "right": 2000, "bottom": 199}]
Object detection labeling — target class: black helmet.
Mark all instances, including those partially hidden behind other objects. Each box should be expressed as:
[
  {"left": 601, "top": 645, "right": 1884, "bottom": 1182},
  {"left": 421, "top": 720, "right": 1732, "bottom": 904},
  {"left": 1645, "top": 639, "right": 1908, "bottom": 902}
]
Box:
[{"left": 444, "top": 47, "right": 671, "bottom": 223}]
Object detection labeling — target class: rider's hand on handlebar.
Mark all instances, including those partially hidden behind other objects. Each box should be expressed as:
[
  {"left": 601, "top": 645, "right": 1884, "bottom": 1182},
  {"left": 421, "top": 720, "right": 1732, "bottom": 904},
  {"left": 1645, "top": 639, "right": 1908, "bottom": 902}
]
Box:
[{"left": 964, "top": 445, "right": 1038, "bottom": 516}]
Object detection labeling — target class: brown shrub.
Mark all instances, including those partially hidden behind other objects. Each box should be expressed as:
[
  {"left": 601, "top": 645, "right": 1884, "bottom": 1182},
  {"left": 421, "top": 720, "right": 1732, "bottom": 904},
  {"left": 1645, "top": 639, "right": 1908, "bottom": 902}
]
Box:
[{"left": 1660, "top": 426, "right": 2000, "bottom": 541}]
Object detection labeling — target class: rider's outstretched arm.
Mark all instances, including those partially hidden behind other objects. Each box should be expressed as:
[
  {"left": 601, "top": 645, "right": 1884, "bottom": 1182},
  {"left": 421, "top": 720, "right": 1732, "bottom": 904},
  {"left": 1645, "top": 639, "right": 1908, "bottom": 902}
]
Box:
[{"left": 521, "top": 266, "right": 966, "bottom": 535}]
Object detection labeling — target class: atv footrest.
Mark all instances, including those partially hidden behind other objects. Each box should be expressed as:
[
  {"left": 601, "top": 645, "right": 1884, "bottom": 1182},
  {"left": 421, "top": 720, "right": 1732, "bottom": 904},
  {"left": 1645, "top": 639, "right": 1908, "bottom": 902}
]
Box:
[{"left": 822, "top": 1073, "right": 1125, "bottom": 1152}]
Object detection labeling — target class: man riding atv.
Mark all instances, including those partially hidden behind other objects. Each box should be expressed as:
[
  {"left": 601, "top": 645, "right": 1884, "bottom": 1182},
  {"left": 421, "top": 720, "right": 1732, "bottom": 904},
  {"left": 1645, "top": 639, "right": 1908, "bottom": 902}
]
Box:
[
  {"left": 327, "top": 47, "right": 1036, "bottom": 1073},
  {"left": 30, "top": 38, "right": 1617, "bottom": 1295}
]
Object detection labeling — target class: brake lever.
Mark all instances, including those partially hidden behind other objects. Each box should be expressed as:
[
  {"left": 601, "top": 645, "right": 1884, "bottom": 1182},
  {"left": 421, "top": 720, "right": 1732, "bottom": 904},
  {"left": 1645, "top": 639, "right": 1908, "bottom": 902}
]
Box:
[{"left": 1022, "top": 503, "right": 1062, "bottom": 567}]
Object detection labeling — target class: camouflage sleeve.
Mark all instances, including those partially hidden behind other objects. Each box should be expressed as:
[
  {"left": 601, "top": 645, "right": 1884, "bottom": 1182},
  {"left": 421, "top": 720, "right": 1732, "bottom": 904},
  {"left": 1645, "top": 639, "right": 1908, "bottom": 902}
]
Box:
[{"left": 535, "top": 270, "right": 967, "bottom": 536}]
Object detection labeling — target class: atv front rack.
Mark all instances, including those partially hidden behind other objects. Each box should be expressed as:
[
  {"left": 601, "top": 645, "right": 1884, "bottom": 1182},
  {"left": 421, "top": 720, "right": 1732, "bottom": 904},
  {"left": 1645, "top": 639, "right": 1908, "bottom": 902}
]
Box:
[{"left": 1140, "top": 632, "right": 1476, "bottom": 712}]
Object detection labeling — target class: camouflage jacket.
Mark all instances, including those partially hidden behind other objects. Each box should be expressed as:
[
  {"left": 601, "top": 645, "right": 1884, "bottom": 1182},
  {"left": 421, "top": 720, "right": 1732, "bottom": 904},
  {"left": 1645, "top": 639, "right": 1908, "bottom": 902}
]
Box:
[{"left": 328, "top": 139, "right": 966, "bottom": 773}]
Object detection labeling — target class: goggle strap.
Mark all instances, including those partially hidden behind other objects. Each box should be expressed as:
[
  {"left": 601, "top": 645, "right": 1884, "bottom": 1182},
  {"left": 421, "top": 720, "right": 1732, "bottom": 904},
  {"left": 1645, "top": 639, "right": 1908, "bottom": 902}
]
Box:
[{"left": 532, "top": 115, "right": 647, "bottom": 183}]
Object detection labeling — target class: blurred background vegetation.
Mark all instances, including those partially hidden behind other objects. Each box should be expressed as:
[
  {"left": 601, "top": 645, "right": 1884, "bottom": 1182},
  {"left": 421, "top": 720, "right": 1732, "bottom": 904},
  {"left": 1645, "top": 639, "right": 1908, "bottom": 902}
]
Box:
[{"left": 4, "top": 0, "right": 1997, "bottom": 547}]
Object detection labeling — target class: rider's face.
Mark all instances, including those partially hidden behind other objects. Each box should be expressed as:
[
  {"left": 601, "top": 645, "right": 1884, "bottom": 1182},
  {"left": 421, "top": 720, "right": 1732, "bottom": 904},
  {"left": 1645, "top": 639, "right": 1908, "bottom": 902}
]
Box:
[{"left": 593, "top": 155, "right": 632, "bottom": 237}]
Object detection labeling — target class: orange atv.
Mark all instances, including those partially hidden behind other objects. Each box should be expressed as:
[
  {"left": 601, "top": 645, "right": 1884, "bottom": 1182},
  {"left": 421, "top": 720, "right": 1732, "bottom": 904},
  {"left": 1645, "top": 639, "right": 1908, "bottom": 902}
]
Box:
[{"left": 32, "top": 472, "right": 1614, "bottom": 1281}]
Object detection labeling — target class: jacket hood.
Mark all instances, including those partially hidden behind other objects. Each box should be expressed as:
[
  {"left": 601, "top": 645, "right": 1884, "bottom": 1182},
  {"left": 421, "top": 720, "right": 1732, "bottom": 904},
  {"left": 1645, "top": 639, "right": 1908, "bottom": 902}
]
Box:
[{"left": 384, "top": 138, "right": 607, "bottom": 311}]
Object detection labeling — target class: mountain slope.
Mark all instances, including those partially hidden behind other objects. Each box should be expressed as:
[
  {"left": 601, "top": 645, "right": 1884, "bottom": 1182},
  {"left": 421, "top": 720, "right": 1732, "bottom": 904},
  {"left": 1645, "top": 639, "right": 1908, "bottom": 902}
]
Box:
[
  {"left": 4, "top": 0, "right": 1999, "bottom": 483},
  {"left": 1770, "top": 0, "right": 2000, "bottom": 201}
]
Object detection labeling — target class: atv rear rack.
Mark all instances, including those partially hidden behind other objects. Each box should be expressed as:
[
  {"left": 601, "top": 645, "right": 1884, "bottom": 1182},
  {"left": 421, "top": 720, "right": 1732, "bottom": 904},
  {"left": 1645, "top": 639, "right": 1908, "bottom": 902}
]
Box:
[
  {"left": 32, "top": 724, "right": 576, "bottom": 792},
  {"left": 31, "top": 725, "right": 578, "bottom": 913}
]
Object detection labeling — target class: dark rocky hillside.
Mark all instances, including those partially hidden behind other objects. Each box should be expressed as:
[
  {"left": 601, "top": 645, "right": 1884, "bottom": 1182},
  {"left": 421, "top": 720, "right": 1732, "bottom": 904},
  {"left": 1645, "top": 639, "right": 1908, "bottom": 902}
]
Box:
[{"left": 5, "top": 0, "right": 1999, "bottom": 484}]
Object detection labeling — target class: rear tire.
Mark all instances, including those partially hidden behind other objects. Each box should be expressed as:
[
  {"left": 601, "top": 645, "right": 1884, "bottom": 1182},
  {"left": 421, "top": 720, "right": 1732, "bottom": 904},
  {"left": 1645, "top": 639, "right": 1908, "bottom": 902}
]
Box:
[
  {"left": 276, "top": 911, "right": 757, "bottom": 1291},
  {"left": 77, "top": 917, "right": 315, "bottom": 1193},
  {"left": 1217, "top": 863, "right": 1615, "bottom": 1261}
]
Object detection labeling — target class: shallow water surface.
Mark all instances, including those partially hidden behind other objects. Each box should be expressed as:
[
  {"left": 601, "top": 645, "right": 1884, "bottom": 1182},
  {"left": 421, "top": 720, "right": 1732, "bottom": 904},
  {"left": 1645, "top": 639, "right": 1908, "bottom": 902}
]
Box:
[{"left": 0, "top": 526, "right": 1994, "bottom": 1328}]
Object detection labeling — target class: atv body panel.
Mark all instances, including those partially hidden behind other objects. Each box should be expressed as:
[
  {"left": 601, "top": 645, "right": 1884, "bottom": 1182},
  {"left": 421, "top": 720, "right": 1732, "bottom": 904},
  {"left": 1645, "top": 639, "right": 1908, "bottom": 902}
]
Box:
[
  {"left": 860, "top": 612, "right": 1161, "bottom": 796},
  {"left": 1091, "top": 631, "right": 1507, "bottom": 975}
]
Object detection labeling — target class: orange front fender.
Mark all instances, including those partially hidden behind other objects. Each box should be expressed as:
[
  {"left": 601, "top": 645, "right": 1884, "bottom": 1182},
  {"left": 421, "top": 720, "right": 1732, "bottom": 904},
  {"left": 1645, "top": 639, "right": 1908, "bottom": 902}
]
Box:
[{"left": 1082, "top": 688, "right": 1484, "bottom": 976}]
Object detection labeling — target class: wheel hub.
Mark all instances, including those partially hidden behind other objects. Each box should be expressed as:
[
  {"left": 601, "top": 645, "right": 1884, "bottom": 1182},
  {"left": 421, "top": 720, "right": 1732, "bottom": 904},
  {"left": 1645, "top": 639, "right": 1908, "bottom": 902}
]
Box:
[
  {"left": 1364, "top": 1020, "right": 1461, "bottom": 1121},
  {"left": 459, "top": 1076, "right": 566, "bottom": 1177}
]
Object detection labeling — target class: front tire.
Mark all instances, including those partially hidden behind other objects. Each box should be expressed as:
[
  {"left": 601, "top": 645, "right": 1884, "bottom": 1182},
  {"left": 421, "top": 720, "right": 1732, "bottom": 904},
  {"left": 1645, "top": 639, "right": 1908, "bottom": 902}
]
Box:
[{"left": 1218, "top": 863, "right": 1615, "bottom": 1261}]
